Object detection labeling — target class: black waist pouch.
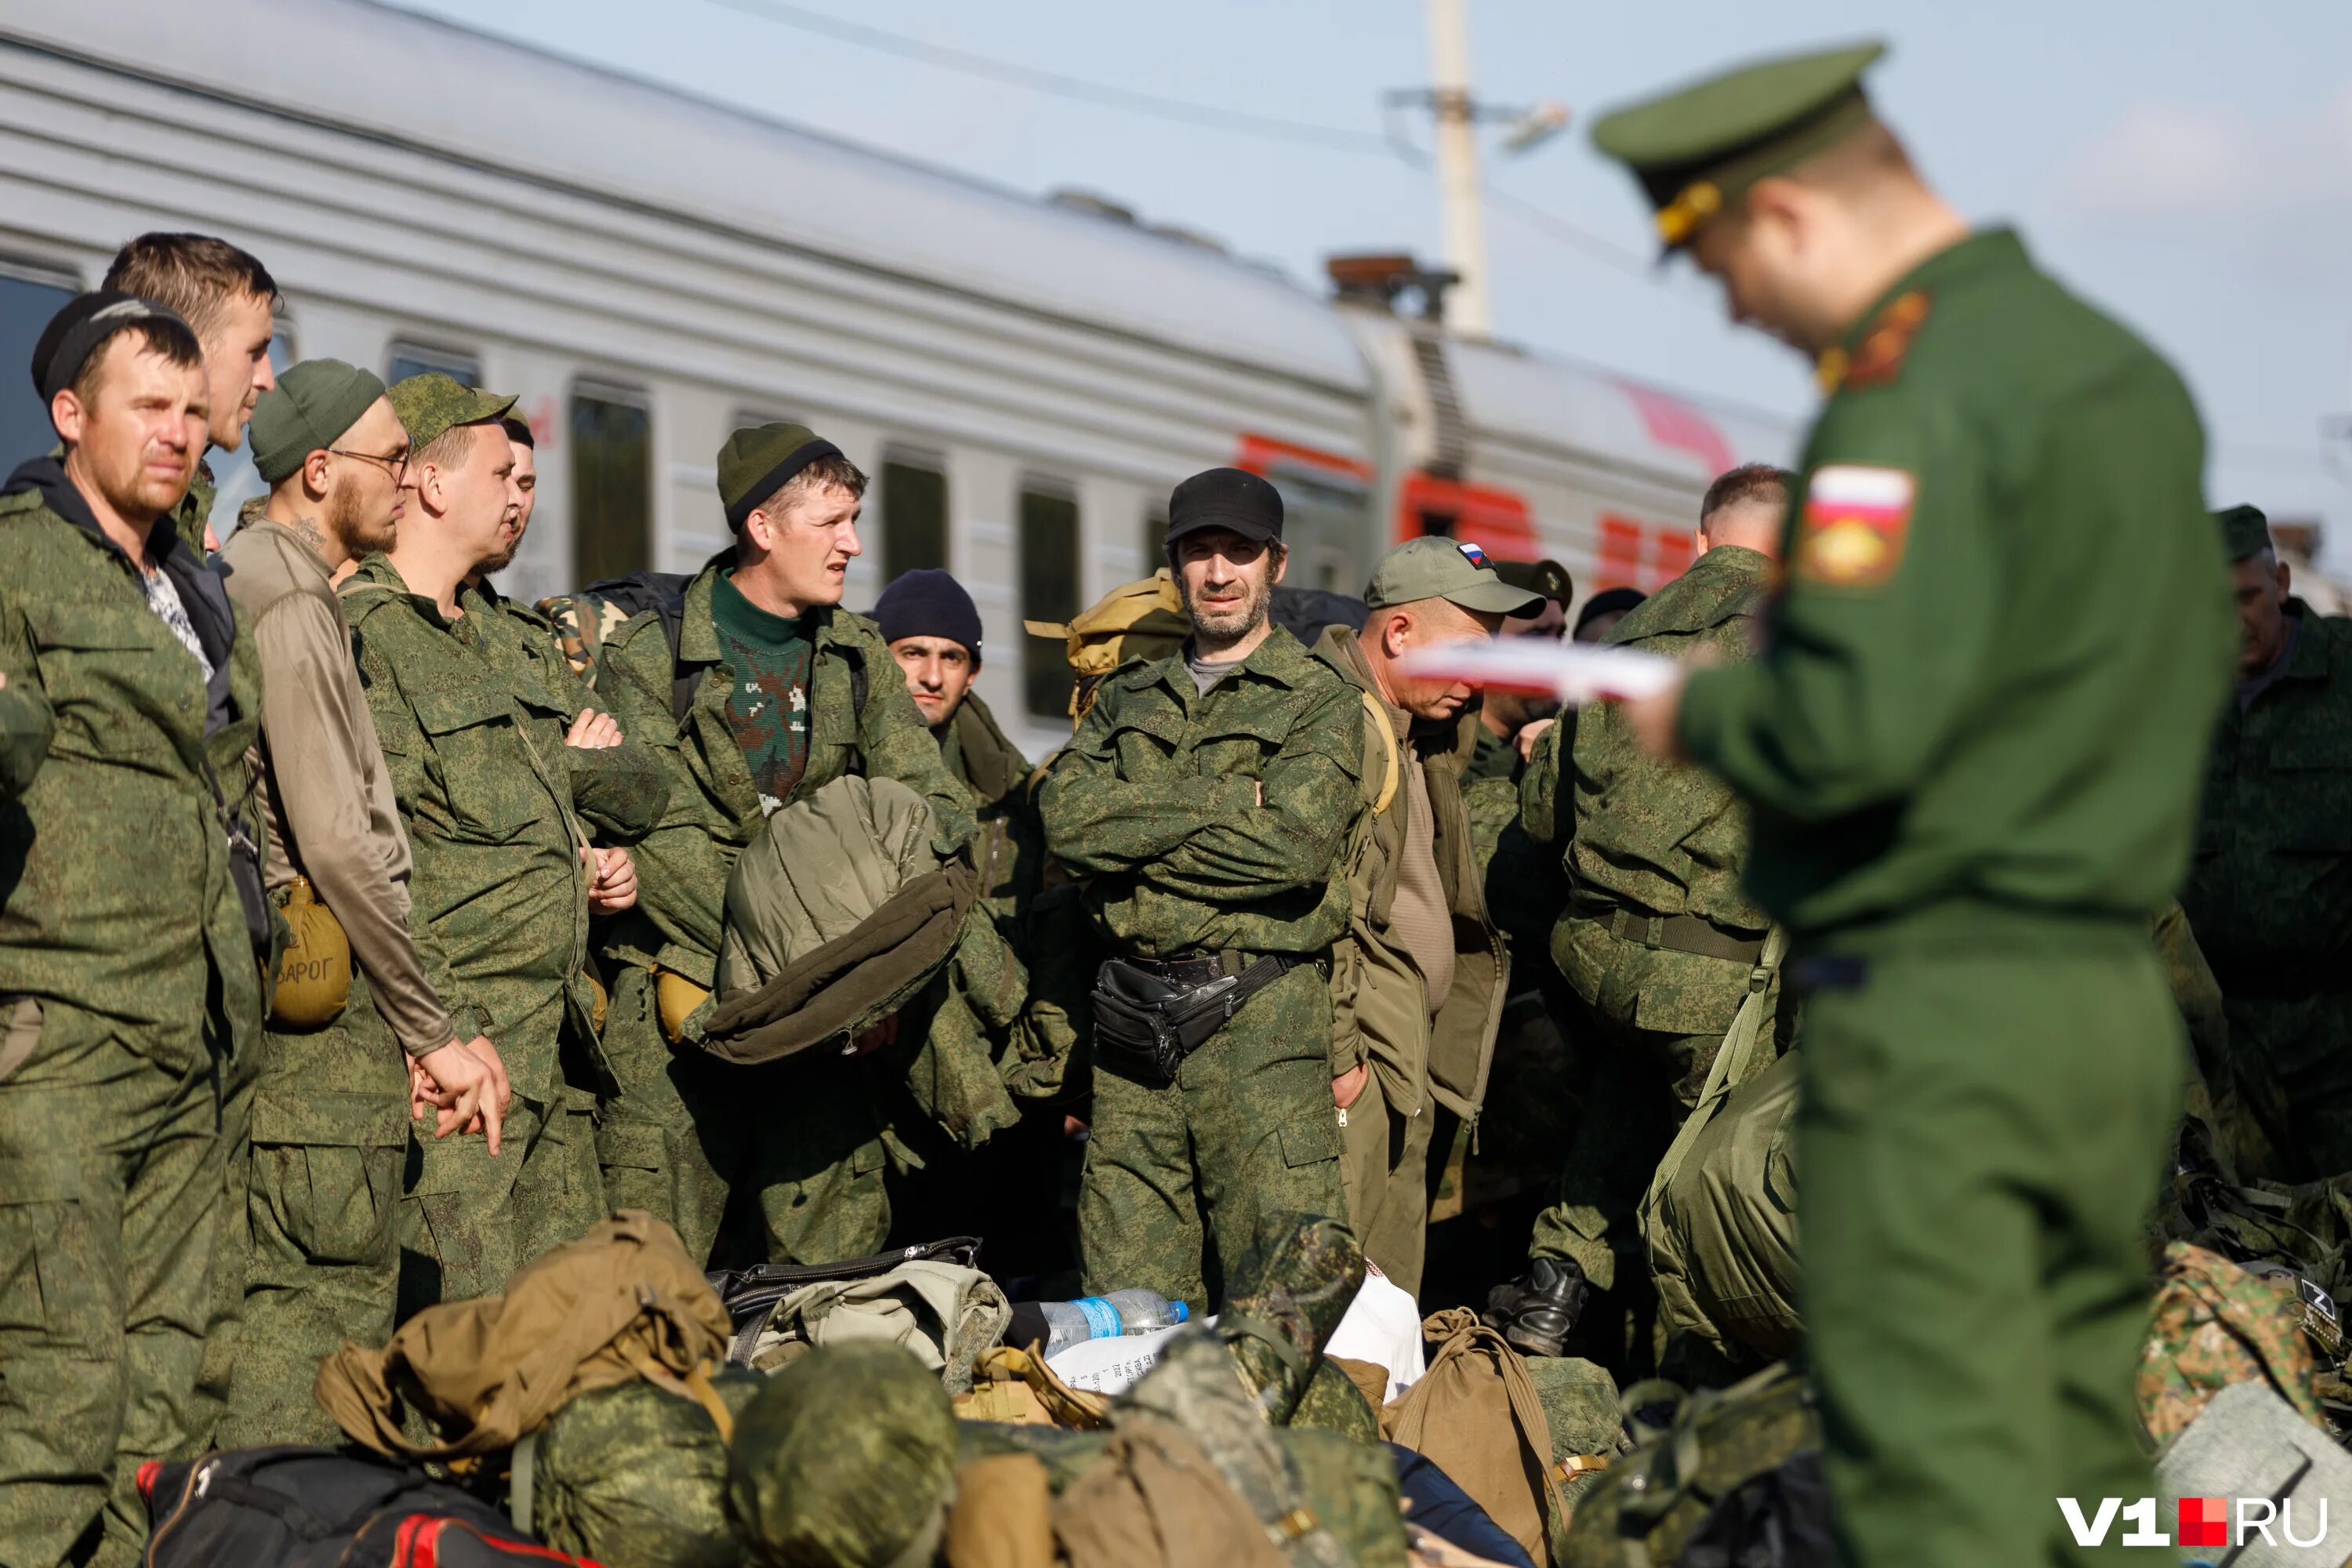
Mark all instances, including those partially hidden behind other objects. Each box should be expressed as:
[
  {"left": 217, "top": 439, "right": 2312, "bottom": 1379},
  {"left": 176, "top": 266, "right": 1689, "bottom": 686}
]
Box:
[{"left": 1091, "top": 953, "right": 1301, "bottom": 1084}]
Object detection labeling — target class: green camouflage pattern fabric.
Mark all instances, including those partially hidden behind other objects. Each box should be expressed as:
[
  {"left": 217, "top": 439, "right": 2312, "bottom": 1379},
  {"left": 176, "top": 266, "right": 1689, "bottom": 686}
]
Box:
[
  {"left": 727, "top": 1341, "right": 960, "bottom": 1568},
  {"left": 2180, "top": 606, "right": 2352, "bottom": 1184},
  {"left": 1038, "top": 626, "right": 1364, "bottom": 960},
  {"left": 532, "top": 1368, "right": 764, "bottom": 1568},
  {"left": 2138, "top": 1240, "right": 2322, "bottom": 1446},
  {"left": 384, "top": 372, "right": 513, "bottom": 452},
  {"left": 1461, "top": 774, "right": 1520, "bottom": 883},
  {"left": 939, "top": 688, "right": 1042, "bottom": 907},
  {"left": 1527, "top": 1354, "right": 1630, "bottom": 1464},
  {"left": 216, "top": 966, "right": 410, "bottom": 1449},
  {"left": 340, "top": 554, "right": 608, "bottom": 1307},
  {"left": 1560, "top": 1363, "right": 1818, "bottom": 1568},
  {"left": 467, "top": 581, "right": 670, "bottom": 844},
  {"left": 1463, "top": 723, "right": 1522, "bottom": 786},
  {"left": 1217, "top": 1214, "right": 1367, "bottom": 1424},
  {"left": 1075, "top": 963, "right": 1345, "bottom": 1312},
  {"left": 0, "top": 481, "right": 267, "bottom": 1567}
]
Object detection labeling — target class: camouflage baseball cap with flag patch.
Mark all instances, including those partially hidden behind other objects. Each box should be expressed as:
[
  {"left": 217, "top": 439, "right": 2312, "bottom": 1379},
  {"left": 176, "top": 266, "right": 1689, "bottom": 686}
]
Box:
[{"left": 386, "top": 372, "right": 516, "bottom": 452}]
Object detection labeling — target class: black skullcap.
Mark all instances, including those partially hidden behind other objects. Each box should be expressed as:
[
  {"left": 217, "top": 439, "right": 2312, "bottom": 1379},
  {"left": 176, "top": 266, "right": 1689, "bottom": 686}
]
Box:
[
  {"left": 1166, "top": 466, "right": 1283, "bottom": 549},
  {"left": 1575, "top": 586, "right": 1649, "bottom": 637},
  {"left": 873, "top": 568, "right": 985, "bottom": 658},
  {"left": 31, "top": 291, "right": 194, "bottom": 404}
]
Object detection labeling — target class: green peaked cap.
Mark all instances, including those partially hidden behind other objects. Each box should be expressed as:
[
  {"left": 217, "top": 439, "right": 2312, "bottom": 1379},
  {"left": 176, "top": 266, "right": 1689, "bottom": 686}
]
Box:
[
  {"left": 2214, "top": 504, "right": 2273, "bottom": 563},
  {"left": 387, "top": 372, "right": 514, "bottom": 451},
  {"left": 1592, "top": 40, "right": 1888, "bottom": 250}
]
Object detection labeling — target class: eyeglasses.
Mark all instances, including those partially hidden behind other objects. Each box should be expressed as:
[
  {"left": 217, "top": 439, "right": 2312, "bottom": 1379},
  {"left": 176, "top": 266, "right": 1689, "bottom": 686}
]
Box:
[{"left": 330, "top": 446, "right": 410, "bottom": 481}]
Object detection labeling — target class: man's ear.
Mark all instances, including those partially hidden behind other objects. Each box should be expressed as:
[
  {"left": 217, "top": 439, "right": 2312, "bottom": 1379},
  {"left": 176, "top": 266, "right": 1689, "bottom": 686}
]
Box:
[
  {"left": 412, "top": 461, "right": 447, "bottom": 518},
  {"left": 49, "top": 388, "right": 85, "bottom": 446},
  {"left": 742, "top": 507, "right": 777, "bottom": 555},
  {"left": 2278, "top": 558, "right": 2293, "bottom": 597},
  {"left": 303, "top": 448, "right": 335, "bottom": 501},
  {"left": 1269, "top": 544, "right": 1289, "bottom": 587},
  {"left": 1381, "top": 608, "right": 1414, "bottom": 659}
]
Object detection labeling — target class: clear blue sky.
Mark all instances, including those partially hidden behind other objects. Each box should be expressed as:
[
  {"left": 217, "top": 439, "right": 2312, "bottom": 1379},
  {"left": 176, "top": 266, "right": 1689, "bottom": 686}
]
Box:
[{"left": 391, "top": 0, "right": 2352, "bottom": 561}]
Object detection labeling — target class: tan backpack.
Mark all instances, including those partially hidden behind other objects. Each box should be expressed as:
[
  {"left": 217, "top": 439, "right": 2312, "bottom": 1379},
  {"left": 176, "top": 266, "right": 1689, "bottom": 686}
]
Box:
[{"left": 1381, "top": 1308, "right": 1574, "bottom": 1566}]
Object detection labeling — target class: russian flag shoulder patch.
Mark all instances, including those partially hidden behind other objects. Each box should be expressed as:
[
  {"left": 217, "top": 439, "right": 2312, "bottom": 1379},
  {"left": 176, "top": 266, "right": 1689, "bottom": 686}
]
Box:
[{"left": 1794, "top": 465, "right": 1915, "bottom": 589}]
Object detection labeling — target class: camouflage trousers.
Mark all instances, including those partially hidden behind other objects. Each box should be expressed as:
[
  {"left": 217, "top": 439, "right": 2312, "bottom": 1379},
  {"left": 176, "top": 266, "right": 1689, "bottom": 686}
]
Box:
[
  {"left": 0, "top": 995, "right": 231, "bottom": 1568},
  {"left": 216, "top": 973, "right": 411, "bottom": 1448},
  {"left": 596, "top": 963, "right": 889, "bottom": 1268},
  {"left": 1798, "top": 918, "right": 2177, "bottom": 1568},
  {"left": 1338, "top": 1063, "right": 1437, "bottom": 1296},
  {"left": 1079, "top": 961, "right": 1346, "bottom": 1312},
  {"left": 397, "top": 1001, "right": 606, "bottom": 1317}
]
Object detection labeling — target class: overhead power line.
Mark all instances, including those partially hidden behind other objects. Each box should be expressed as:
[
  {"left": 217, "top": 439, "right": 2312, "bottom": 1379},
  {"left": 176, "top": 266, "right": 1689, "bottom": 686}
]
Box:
[{"left": 695, "top": 0, "right": 1398, "bottom": 156}]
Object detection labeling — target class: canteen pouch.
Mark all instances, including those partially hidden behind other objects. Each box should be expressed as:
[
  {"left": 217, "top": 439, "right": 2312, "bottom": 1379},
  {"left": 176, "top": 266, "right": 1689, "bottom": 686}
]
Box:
[
  {"left": 269, "top": 877, "right": 351, "bottom": 1030},
  {"left": 1090, "top": 954, "right": 1298, "bottom": 1085}
]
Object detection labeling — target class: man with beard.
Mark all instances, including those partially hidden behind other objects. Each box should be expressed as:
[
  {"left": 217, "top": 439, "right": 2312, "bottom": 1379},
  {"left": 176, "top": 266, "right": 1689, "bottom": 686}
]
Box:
[
  {"left": 346, "top": 374, "right": 645, "bottom": 1309},
  {"left": 215, "top": 361, "right": 508, "bottom": 1441},
  {"left": 1039, "top": 467, "right": 1362, "bottom": 1309}
]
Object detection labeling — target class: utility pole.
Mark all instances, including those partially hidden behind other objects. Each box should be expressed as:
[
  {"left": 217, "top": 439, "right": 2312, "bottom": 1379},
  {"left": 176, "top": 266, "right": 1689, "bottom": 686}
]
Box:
[{"left": 1424, "top": 0, "right": 1491, "bottom": 337}]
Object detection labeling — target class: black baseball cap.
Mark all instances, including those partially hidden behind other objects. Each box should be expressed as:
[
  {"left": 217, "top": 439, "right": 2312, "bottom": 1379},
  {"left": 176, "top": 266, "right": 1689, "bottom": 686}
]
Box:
[{"left": 1166, "top": 466, "right": 1283, "bottom": 549}]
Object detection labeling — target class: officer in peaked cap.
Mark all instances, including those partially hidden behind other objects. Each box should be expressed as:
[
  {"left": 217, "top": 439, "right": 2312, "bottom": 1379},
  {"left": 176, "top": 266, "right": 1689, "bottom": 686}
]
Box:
[{"left": 1587, "top": 41, "right": 2233, "bottom": 1568}]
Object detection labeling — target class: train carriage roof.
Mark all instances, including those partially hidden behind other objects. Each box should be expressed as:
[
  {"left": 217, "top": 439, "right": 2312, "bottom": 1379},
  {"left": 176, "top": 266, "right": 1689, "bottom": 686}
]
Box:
[{"left": 0, "top": 0, "right": 1373, "bottom": 394}]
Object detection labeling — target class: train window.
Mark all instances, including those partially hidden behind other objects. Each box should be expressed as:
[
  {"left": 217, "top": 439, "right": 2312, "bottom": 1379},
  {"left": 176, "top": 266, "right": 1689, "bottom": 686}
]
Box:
[
  {"left": 1142, "top": 503, "right": 1168, "bottom": 575},
  {"left": 0, "top": 260, "right": 78, "bottom": 477},
  {"left": 387, "top": 342, "right": 481, "bottom": 387},
  {"left": 880, "top": 456, "right": 949, "bottom": 579},
  {"left": 571, "top": 384, "right": 652, "bottom": 584},
  {"left": 208, "top": 313, "right": 297, "bottom": 540},
  {"left": 1019, "top": 483, "right": 1082, "bottom": 720}
]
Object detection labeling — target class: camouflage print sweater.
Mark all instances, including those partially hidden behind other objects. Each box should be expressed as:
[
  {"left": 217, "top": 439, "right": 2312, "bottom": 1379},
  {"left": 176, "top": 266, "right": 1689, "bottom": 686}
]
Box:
[
  {"left": 341, "top": 555, "right": 597, "bottom": 1079},
  {"left": 593, "top": 554, "right": 975, "bottom": 987},
  {"left": 0, "top": 460, "right": 267, "bottom": 1058},
  {"left": 1039, "top": 626, "right": 1365, "bottom": 960}
]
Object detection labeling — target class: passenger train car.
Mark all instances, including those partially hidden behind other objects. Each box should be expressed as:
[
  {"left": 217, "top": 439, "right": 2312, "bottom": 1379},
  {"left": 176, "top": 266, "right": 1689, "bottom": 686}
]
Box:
[{"left": 0, "top": 0, "right": 1790, "bottom": 755}]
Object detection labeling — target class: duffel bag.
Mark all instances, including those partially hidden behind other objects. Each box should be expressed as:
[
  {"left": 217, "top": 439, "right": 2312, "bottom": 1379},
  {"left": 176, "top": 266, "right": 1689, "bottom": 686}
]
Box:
[{"left": 140, "top": 1445, "right": 595, "bottom": 1567}]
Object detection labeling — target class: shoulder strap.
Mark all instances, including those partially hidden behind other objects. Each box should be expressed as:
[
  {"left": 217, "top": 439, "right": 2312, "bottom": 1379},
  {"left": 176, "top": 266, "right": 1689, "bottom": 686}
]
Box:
[
  {"left": 1359, "top": 689, "right": 1399, "bottom": 816},
  {"left": 1641, "top": 926, "right": 1789, "bottom": 1233},
  {"left": 658, "top": 590, "right": 695, "bottom": 724}
]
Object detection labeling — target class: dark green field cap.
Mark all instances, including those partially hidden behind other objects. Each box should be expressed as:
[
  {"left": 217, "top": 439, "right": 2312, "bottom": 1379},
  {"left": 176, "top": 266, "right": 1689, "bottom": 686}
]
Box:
[
  {"left": 2215, "top": 504, "right": 2273, "bottom": 562},
  {"left": 1365, "top": 535, "right": 1547, "bottom": 615},
  {"left": 719, "top": 421, "right": 844, "bottom": 531},
  {"left": 1592, "top": 40, "right": 1887, "bottom": 250},
  {"left": 387, "top": 372, "right": 514, "bottom": 452},
  {"left": 249, "top": 358, "right": 387, "bottom": 485},
  {"left": 1493, "top": 557, "right": 1574, "bottom": 608}
]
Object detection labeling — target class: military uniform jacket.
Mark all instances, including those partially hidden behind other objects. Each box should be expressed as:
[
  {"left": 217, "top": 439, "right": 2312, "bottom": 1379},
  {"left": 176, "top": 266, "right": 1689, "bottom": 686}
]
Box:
[
  {"left": 2183, "top": 604, "right": 2352, "bottom": 989},
  {"left": 0, "top": 459, "right": 266, "bottom": 1058},
  {"left": 1314, "top": 626, "right": 1507, "bottom": 1122},
  {"left": 340, "top": 554, "right": 598, "bottom": 1074},
  {"left": 1040, "top": 626, "right": 1364, "bottom": 961},
  {"left": 463, "top": 581, "right": 670, "bottom": 847},
  {"left": 1678, "top": 228, "right": 2234, "bottom": 937},
  {"left": 593, "top": 554, "right": 975, "bottom": 987},
  {"left": 940, "top": 688, "right": 1040, "bottom": 907},
  {"left": 1570, "top": 545, "right": 1770, "bottom": 934}
]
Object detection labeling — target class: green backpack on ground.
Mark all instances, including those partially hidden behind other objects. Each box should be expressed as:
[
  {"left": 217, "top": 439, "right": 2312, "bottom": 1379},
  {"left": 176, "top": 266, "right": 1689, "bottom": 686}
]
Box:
[
  {"left": 1559, "top": 1362, "right": 1821, "bottom": 1568},
  {"left": 523, "top": 1368, "right": 766, "bottom": 1568}
]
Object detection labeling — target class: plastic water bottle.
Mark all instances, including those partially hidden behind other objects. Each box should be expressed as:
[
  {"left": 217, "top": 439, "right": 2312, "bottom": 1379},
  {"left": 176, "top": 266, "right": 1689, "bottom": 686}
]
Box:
[{"left": 1033, "top": 1289, "right": 1190, "bottom": 1356}]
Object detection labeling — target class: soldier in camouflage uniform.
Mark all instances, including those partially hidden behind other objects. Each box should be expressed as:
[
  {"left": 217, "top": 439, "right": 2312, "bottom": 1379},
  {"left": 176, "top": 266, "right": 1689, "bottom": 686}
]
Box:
[
  {"left": 591, "top": 423, "right": 974, "bottom": 1266},
  {"left": 1312, "top": 539, "right": 1533, "bottom": 1294},
  {"left": 215, "top": 361, "right": 516, "bottom": 1445},
  {"left": 347, "top": 374, "right": 655, "bottom": 1310},
  {"left": 1039, "top": 468, "right": 1359, "bottom": 1311},
  {"left": 2182, "top": 504, "right": 2352, "bottom": 1184},
  {"left": 0, "top": 296, "right": 269, "bottom": 1567},
  {"left": 1488, "top": 465, "right": 1791, "bottom": 1370}
]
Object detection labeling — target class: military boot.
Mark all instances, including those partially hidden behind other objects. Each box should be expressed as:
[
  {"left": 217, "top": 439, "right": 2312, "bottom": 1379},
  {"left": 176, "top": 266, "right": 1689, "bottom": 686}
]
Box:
[{"left": 1483, "top": 1257, "right": 1592, "bottom": 1360}]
